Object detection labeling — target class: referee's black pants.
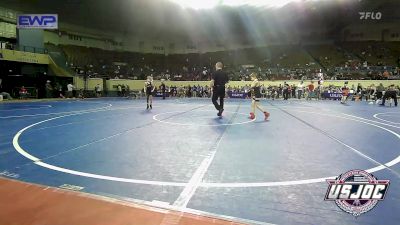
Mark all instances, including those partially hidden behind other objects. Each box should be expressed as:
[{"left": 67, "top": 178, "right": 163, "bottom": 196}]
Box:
[
  {"left": 283, "top": 90, "right": 289, "bottom": 100},
  {"left": 381, "top": 91, "right": 398, "bottom": 106},
  {"left": 212, "top": 86, "right": 225, "bottom": 111},
  {"left": 376, "top": 91, "right": 383, "bottom": 99}
]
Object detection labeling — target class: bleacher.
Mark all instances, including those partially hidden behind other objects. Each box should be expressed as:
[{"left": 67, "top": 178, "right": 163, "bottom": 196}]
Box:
[
  {"left": 54, "top": 42, "right": 399, "bottom": 81},
  {"left": 341, "top": 41, "right": 398, "bottom": 66},
  {"left": 305, "top": 44, "right": 348, "bottom": 68}
]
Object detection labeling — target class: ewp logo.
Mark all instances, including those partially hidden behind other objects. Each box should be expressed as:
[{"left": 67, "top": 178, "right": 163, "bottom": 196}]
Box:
[{"left": 17, "top": 14, "right": 58, "bottom": 29}]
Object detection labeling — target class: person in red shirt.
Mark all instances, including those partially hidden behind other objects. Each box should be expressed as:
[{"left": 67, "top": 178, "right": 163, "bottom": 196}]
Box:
[
  {"left": 306, "top": 81, "right": 315, "bottom": 100},
  {"left": 19, "top": 86, "right": 28, "bottom": 99},
  {"left": 341, "top": 81, "right": 350, "bottom": 104},
  {"left": 383, "top": 70, "right": 390, "bottom": 79}
]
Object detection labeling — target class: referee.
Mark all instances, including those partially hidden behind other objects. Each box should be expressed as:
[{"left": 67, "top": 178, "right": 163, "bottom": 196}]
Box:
[
  {"left": 210, "top": 62, "right": 229, "bottom": 117},
  {"left": 380, "top": 85, "right": 398, "bottom": 107}
]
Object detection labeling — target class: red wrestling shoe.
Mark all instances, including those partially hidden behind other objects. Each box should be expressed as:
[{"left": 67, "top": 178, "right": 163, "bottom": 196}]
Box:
[
  {"left": 249, "top": 112, "right": 255, "bottom": 119},
  {"left": 264, "top": 111, "right": 270, "bottom": 120}
]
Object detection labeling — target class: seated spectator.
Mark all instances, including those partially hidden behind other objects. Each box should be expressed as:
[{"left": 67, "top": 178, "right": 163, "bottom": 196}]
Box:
[{"left": 383, "top": 70, "right": 390, "bottom": 79}]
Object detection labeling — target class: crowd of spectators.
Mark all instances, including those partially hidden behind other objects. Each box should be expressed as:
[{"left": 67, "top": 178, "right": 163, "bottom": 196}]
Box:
[
  {"left": 134, "top": 81, "right": 399, "bottom": 103},
  {"left": 62, "top": 42, "right": 400, "bottom": 82}
]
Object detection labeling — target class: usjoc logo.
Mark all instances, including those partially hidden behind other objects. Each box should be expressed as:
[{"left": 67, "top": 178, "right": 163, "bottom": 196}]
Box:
[
  {"left": 325, "top": 170, "right": 389, "bottom": 217},
  {"left": 17, "top": 14, "right": 58, "bottom": 29}
]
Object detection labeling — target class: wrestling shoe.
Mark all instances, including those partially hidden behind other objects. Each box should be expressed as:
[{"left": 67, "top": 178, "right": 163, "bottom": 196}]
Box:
[
  {"left": 217, "top": 108, "right": 224, "bottom": 117},
  {"left": 249, "top": 112, "right": 255, "bottom": 119},
  {"left": 263, "top": 111, "right": 270, "bottom": 120}
]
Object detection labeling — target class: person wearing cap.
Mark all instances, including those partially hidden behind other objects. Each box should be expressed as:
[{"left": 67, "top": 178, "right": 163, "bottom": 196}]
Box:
[{"left": 210, "top": 62, "right": 229, "bottom": 117}]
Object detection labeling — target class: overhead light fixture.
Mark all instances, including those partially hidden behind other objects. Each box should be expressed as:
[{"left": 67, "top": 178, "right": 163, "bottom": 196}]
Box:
[
  {"left": 168, "top": 0, "right": 306, "bottom": 9},
  {"left": 8, "top": 74, "right": 23, "bottom": 77}
]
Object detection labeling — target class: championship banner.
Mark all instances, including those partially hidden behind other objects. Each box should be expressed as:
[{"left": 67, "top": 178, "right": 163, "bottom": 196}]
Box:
[
  {"left": 228, "top": 91, "right": 247, "bottom": 99},
  {"left": 322, "top": 92, "right": 343, "bottom": 100},
  {"left": 155, "top": 92, "right": 169, "bottom": 97}
]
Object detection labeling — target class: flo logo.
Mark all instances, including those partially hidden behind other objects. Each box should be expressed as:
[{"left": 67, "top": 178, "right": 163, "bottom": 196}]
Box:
[
  {"left": 359, "top": 12, "right": 382, "bottom": 20},
  {"left": 325, "top": 170, "right": 389, "bottom": 217}
]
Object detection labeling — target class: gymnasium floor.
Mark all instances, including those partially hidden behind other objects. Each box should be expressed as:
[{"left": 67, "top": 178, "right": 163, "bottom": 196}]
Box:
[{"left": 0, "top": 97, "right": 399, "bottom": 225}]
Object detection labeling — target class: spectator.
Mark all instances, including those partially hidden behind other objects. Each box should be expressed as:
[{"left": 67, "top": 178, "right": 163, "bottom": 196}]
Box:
[
  {"left": 122, "top": 84, "right": 127, "bottom": 97},
  {"left": 383, "top": 70, "right": 390, "bottom": 79},
  {"left": 307, "top": 81, "right": 315, "bottom": 100},
  {"left": 160, "top": 79, "right": 166, "bottom": 100},
  {"left": 95, "top": 84, "right": 102, "bottom": 97},
  {"left": 45, "top": 80, "right": 53, "bottom": 98},
  {"left": 376, "top": 83, "right": 384, "bottom": 100},
  {"left": 67, "top": 83, "right": 74, "bottom": 98},
  {"left": 283, "top": 82, "right": 289, "bottom": 100},
  {"left": 315, "top": 81, "right": 322, "bottom": 100},
  {"left": 117, "top": 84, "right": 122, "bottom": 96},
  {"left": 291, "top": 84, "right": 296, "bottom": 98},
  {"left": 19, "top": 86, "right": 28, "bottom": 99},
  {"left": 368, "top": 84, "right": 376, "bottom": 101},
  {"left": 297, "top": 81, "right": 304, "bottom": 99},
  {"left": 192, "top": 85, "right": 197, "bottom": 98},
  {"left": 356, "top": 83, "right": 363, "bottom": 101},
  {"left": 57, "top": 83, "right": 65, "bottom": 98}
]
